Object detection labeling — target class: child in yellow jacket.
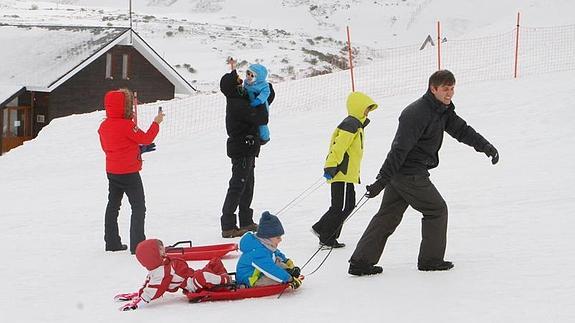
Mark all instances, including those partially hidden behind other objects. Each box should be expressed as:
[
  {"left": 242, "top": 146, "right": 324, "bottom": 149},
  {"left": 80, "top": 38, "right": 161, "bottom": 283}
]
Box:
[{"left": 312, "top": 92, "right": 378, "bottom": 248}]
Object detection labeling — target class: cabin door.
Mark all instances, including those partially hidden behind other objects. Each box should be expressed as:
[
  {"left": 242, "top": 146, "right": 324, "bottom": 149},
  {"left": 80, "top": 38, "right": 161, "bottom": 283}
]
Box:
[{"left": 1, "top": 105, "right": 33, "bottom": 154}]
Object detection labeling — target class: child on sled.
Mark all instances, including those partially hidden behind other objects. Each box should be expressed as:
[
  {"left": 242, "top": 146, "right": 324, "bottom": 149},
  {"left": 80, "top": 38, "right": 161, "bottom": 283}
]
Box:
[
  {"left": 115, "top": 239, "right": 231, "bottom": 311},
  {"left": 235, "top": 211, "right": 303, "bottom": 289}
]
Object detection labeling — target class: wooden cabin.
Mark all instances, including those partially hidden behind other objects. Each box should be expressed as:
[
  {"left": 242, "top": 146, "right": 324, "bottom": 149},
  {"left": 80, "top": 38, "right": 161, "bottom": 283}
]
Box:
[{"left": 0, "top": 24, "right": 195, "bottom": 155}]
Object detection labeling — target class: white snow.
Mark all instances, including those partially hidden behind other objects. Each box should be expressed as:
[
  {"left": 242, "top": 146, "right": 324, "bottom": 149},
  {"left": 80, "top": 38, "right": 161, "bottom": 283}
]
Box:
[
  {"left": 1, "top": 0, "right": 575, "bottom": 322},
  {"left": 1, "top": 67, "right": 575, "bottom": 322},
  {"left": 0, "top": 25, "right": 126, "bottom": 88},
  {"left": 3, "top": 0, "right": 575, "bottom": 91},
  {"left": 0, "top": 85, "right": 24, "bottom": 105}
]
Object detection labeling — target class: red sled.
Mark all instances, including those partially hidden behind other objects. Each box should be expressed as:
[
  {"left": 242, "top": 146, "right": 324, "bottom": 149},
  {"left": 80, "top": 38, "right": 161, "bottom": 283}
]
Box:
[
  {"left": 185, "top": 284, "right": 290, "bottom": 303},
  {"left": 165, "top": 241, "right": 238, "bottom": 261}
]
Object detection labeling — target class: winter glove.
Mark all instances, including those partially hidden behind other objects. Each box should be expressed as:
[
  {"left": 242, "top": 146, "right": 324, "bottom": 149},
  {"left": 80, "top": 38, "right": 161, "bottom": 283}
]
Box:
[
  {"left": 286, "top": 266, "right": 301, "bottom": 278},
  {"left": 484, "top": 144, "right": 499, "bottom": 165},
  {"left": 324, "top": 167, "right": 337, "bottom": 180},
  {"left": 250, "top": 98, "right": 263, "bottom": 107},
  {"left": 119, "top": 296, "right": 146, "bottom": 311},
  {"left": 365, "top": 179, "right": 386, "bottom": 198},
  {"left": 284, "top": 258, "right": 295, "bottom": 269},
  {"left": 114, "top": 292, "right": 139, "bottom": 302},
  {"left": 139, "top": 143, "right": 156, "bottom": 154},
  {"left": 244, "top": 135, "right": 256, "bottom": 146},
  {"left": 288, "top": 276, "right": 303, "bottom": 290}
]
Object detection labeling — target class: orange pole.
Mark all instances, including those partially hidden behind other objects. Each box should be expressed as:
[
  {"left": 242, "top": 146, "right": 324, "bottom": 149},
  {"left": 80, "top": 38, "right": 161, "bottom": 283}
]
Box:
[
  {"left": 346, "top": 26, "right": 356, "bottom": 92},
  {"left": 437, "top": 21, "right": 441, "bottom": 70},
  {"left": 514, "top": 12, "right": 521, "bottom": 78}
]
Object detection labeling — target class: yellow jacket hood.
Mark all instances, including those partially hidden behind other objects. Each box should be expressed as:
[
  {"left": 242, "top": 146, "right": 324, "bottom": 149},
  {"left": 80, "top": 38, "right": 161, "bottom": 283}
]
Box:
[{"left": 347, "top": 91, "right": 378, "bottom": 122}]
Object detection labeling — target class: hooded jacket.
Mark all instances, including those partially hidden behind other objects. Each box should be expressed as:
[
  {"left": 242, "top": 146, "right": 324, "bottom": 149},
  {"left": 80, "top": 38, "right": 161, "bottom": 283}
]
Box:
[
  {"left": 324, "top": 92, "right": 378, "bottom": 184},
  {"left": 220, "top": 70, "right": 268, "bottom": 158},
  {"left": 98, "top": 90, "right": 159, "bottom": 174},
  {"left": 243, "top": 64, "right": 271, "bottom": 108},
  {"left": 378, "top": 89, "right": 491, "bottom": 182},
  {"left": 235, "top": 232, "right": 291, "bottom": 287},
  {"left": 134, "top": 239, "right": 196, "bottom": 302}
]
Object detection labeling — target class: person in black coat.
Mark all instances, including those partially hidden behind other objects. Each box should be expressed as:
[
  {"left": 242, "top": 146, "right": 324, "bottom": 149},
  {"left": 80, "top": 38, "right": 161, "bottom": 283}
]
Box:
[
  {"left": 220, "top": 59, "right": 271, "bottom": 238},
  {"left": 348, "top": 70, "right": 499, "bottom": 276}
]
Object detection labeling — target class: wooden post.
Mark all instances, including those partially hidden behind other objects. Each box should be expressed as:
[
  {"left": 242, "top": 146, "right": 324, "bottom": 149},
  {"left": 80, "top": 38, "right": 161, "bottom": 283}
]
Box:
[
  {"left": 514, "top": 12, "right": 521, "bottom": 78},
  {"left": 133, "top": 91, "right": 138, "bottom": 127},
  {"left": 437, "top": 21, "right": 441, "bottom": 70},
  {"left": 346, "top": 26, "right": 356, "bottom": 92}
]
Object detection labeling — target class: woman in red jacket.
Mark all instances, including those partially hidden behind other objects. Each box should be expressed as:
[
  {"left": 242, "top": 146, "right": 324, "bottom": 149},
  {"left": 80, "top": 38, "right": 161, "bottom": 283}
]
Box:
[{"left": 98, "top": 89, "right": 164, "bottom": 254}]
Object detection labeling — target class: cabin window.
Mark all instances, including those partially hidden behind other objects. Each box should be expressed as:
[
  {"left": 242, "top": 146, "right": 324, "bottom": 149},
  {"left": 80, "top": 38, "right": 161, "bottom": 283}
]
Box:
[
  {"left": 2, "top": 109, "right": 18, "bottom": 137},
  {"left": 2, "top": 109, "right": 9, "bottom": 136},
  {"left": 122, "top": 54, "right": 129, "bottom": 80},
  {"left": 105, "top": 53, "right": 112, "bottom": 79}
]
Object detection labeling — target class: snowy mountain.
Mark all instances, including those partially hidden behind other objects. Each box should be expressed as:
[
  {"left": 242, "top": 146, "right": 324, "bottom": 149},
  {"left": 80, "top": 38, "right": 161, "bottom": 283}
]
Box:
[{"left": 3, "top": 0, "right": 575, "bottom": 91}]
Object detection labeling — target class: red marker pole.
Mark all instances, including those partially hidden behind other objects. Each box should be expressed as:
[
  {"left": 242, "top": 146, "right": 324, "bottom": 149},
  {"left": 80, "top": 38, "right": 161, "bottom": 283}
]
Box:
[{"left": 346, "top": 26, "right": 356, "bottom": 92}]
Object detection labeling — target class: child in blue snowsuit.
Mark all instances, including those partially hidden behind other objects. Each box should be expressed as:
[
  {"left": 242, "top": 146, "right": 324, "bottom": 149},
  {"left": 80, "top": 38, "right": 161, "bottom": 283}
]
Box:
[
  {"left": 236, "top": 211, "right": 302, "bottom": 288},
  {"left": 244, "top": 64, "right": 272, "bottom": 144}
]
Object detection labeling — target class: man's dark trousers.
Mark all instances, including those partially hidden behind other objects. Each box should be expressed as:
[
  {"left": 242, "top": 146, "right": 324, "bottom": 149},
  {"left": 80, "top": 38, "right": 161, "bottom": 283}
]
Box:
[
  {"left": 221, "top": 156, "right": 255, "bottom": 230},
  {"left": 350, "top": 174, "right": 448, "bottom": 266},
  {"left": 105, "top": 172, "right": 146, "bottom": 253}
]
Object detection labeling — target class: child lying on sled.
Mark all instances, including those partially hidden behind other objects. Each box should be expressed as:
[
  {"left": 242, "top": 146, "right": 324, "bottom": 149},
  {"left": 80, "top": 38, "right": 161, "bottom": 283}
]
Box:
[
  {"left": 115, "top": 239, "right": 231, "bottom": 311},
  {"left": 235, "top": 211, "right": 303, "bottom": 289}
]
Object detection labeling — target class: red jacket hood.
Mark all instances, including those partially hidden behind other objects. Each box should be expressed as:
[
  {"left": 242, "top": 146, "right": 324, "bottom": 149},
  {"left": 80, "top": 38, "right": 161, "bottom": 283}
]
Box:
[
  {"left": 104, "top": 90, "right": 126, "bottom": 119},
  {"left": 135, "top": 239, "right": 164, "bottom": 270}
]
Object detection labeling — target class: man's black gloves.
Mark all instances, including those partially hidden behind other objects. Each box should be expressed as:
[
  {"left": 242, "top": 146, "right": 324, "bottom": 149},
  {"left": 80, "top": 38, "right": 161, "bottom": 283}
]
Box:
[
  {"left": 484, "top": 144, "right": 499, "bottom": 165},
  {"left": 139, "top": 143, "right": 156, "bottom": 154},
  {"left": 366, "top": 179, "right": 386, "bottom": 198}
]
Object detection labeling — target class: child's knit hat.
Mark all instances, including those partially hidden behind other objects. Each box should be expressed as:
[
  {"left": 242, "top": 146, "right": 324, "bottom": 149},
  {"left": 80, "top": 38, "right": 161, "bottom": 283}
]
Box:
[{"left": 256, "top": 211, "right": 284, "bottom": 238}]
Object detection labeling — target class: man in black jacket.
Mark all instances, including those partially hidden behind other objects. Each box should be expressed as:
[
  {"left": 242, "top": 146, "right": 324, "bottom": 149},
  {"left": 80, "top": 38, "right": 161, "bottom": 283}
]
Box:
[
  {"left": 348, "top": 70, "right": 499, "bottom": 276},
  {"left": 219, "top": 60, "right": 270, "bottom": 238}
]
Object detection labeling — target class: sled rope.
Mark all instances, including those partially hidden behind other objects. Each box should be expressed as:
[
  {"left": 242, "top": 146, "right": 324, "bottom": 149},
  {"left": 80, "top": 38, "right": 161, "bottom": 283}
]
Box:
[{"left": 275, "top": 176, "right": 325, "bottom": 216}]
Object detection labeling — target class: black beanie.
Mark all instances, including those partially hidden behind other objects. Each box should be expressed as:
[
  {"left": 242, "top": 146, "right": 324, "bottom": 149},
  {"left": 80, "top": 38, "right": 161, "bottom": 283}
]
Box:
[{"left": 256, "top": 211, "right": 284, "bottom": 238}]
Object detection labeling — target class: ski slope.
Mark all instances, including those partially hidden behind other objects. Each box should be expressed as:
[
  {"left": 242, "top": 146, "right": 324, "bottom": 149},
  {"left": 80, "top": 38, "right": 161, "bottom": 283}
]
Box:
[{"left": 1, "top": 69, "right": 574, "bottom": 322}]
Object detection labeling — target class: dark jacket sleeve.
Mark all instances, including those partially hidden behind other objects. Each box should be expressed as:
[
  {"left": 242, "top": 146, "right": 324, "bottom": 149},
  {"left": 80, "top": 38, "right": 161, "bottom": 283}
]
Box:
[
  {"left": 378, "top": 105, "right": 428, "bottom": 182},
  {"left": 445, "top": 111, "right": 489, "bottom": 152},
  {"left": 246, "top": 103, "right": 269, "bottom": 126}
]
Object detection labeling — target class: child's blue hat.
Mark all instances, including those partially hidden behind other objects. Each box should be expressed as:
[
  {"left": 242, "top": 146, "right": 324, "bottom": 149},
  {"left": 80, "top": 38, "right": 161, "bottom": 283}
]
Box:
[{"left": 256, "top": 211, "right": 284, "bottom": 238}]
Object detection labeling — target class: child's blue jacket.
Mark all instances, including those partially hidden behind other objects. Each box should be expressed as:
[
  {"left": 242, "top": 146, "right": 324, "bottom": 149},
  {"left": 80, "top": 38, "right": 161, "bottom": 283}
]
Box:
[{"left": 235, "top": 232, "right": 291, "bottom": 286}]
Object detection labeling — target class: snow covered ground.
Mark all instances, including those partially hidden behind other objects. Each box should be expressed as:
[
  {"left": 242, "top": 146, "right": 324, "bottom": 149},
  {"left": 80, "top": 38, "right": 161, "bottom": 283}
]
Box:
[
  {"left": 2, "top": 0, "right": 575, "bottom": 322},
  {"left": 1, "top": 68, "right": 575, "bottom": 322}
]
